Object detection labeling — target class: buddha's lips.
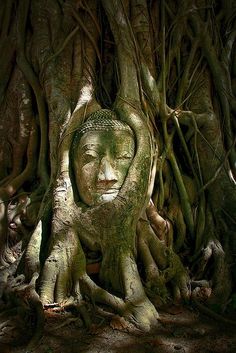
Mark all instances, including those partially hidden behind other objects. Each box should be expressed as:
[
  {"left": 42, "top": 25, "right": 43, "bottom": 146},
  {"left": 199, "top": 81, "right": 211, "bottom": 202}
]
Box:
[{"left": 96, "top": 188, "right": 119, "bottom": 194}]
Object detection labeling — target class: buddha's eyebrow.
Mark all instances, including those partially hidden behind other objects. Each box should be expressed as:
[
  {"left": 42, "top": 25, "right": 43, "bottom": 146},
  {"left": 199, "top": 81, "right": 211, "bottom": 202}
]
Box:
[{"left": 80, "top": 143, "right": 101, "bottom": 151}]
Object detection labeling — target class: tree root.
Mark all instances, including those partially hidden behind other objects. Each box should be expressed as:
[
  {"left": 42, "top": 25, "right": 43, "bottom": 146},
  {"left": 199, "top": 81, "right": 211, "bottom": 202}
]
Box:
[
  {"left": 0, "top": 272, "right": 44, "bottom": 349},
  {"left": 80, "top": 274, "right": 125, "bottom": 314},
  {"left": 81, "top": 271, "right": 159, "bottom": 332},
  {"left": 192, "top": 238, "right": 232, "bottom": 307},
  {"left": 137, "top": 218, "right": 190, "bottom": 303},
  {"left": 193, "top": 299, "right": 236, "bottom": 327}
]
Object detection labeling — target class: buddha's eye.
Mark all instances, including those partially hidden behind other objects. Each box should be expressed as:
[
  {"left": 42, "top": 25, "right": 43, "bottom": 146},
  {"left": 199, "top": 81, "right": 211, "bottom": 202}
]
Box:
[
  {"left": 82, "top": 150, "right": 99, "bottom": 163},
  {"left": 116, "top": 153, "right": 133, "bottom": 160}
]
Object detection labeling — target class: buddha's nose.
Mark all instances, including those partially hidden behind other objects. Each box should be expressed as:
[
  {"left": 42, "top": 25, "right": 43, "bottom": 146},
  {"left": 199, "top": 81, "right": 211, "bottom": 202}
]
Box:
[{"left": 98, "top": 157, "right": 118, "bottom": 184}]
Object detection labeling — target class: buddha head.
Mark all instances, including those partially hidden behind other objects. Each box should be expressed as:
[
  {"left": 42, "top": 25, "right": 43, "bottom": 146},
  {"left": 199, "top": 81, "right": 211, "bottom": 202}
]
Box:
[{"left": 72, "top": 109, "right": 135, "bottom": 206}]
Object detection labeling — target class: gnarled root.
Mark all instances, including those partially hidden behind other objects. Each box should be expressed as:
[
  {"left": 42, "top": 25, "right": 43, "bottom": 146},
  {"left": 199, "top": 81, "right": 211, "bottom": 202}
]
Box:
[
  {"left": 39, "top": 226, "right": 86, "bottom": 306},
  {"left": 0, "top": 272, "right": 44, "bottom": 348},
  {"left": 81, "top": 272, "right": 159, "bottom": 331},
  {"left": 192, "top": 238, "right": 232, "bottom": 309},
  {"left": 146, "top": 200, "right": 172, "bottom": 246},
  {"left": 137, "top": 218, "right": 190, "bottom": 304},
  {"left": 122, "top": 294, "right": 159, "bottom": 332},
  {"left": 85, "top": 249, "right": 159, "bottom": 331}
]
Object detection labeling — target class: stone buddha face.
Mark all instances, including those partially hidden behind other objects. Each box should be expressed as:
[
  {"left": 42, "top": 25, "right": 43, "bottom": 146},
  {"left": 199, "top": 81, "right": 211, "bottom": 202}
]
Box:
[{"left": 72, "top": 110, "right": 135, "bottom": 206}]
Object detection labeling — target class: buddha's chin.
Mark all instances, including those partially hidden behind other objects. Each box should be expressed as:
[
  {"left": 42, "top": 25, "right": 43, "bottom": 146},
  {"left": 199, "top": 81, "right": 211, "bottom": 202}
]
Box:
[{"left": 98, "top": 190, "right": 119, "bottom": 204}]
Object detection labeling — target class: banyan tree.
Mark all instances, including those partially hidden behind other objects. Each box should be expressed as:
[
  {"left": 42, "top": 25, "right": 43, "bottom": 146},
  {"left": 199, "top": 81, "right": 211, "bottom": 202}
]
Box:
[{"left": 0, "top": 0, "right": 235, "bottom": 347}]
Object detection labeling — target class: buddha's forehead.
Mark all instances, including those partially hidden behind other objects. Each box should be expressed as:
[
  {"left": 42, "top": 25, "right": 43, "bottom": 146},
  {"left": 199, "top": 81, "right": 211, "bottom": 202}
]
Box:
[
  {"left": 77, "top": 116, "right": 133, "bottom": 139},
  {"left": 72, "top": 109, "right": 135, "bottom": 156},
  {"left": 78, "top": 129, "right": 134, "bottom": 151}
]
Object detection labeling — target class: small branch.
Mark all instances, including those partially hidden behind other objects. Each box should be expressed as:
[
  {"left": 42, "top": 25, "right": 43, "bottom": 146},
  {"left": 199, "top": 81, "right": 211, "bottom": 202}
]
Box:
[
  {"left": 4, "top": 122, "right": 38, "bottom": 197},
  {"left": 1, "top": 0, "right": 13, "bottom": 39},
  {"left": 157, "top": 154, "right": 165, "bottom": 210},
  {"left": 162, "top": 112, "right": 195, "bottom": 238},
  {"left": 176, "top": 41, "right": 199, "bottom": 106},
  {"left": 42, "top": 25, "right": 80, "bottom": 67},
  {"left": 168, "top": 151, "right": 195, "bottom": 238},
  {"left": 71, "top": 7, "right": 102, "bottom": 65},
  {"left": 161, "top": 0, "right": 166, "bottom": 111},
  {"left": 198, "top": 136, "right": 236, "bottom": 194},
  {"left": 173, "top": 112, "right": 202, "bottom": 185},
  {"left": 80, "top": 1, "right": 101, "bottom": 35},
  {"left": 0, "top": 123, "right": 38, "bottom": 265}
]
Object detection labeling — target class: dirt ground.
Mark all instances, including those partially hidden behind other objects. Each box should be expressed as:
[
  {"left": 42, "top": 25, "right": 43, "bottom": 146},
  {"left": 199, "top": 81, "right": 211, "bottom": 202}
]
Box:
[{"left": 0, "top": 303, "right": 235, "bottom": 353}]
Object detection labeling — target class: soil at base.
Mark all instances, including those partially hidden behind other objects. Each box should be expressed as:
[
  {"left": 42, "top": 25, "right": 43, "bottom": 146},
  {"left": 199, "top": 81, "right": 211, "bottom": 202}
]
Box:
[{"left": 0, "top": 305, "right": 235, "bottom": 353}]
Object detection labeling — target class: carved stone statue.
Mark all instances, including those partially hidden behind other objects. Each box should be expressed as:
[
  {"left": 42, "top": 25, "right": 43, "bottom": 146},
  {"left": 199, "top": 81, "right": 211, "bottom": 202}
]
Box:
[{"left": 72, "top": 109, "right": 135, "bottom": 206}]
